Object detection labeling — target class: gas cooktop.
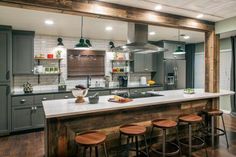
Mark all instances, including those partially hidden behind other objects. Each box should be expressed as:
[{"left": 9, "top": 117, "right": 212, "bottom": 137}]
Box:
[{"left": 124, "top": 92, "right": 163, "bottom": 99}]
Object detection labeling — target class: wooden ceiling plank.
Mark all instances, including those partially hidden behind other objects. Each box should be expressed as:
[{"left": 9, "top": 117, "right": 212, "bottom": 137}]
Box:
[{"left": 0, "top": 0, "right": 214, "bottom": 32}]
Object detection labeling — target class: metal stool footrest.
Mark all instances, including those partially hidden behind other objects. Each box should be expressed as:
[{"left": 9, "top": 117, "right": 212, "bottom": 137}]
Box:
[
  {"left": 151, "top": 142, "right": 180, "bottom": 156},
  {"left": 201, "top": 127, "right": 226, "bottom": 137},
  {"left": 179, "top": 136, "right": 205, "bottom": 149}
]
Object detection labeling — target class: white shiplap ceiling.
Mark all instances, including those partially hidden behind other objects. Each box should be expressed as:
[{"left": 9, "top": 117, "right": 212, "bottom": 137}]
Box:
[
  {"left": 0, "top": 5, "right": 204, "bottom": 43},
  {"left": 99, "top": 0, "right": 236, "bottom": 22}
]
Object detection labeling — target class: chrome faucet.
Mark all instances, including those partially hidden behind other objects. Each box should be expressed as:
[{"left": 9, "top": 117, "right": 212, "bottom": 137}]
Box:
[{"left": 87, "top": 75, "right": 91, "bottom": 88}]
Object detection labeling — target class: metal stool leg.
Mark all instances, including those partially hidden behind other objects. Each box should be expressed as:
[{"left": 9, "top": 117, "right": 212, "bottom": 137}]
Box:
[
  {"left": 89, "top": 147, "right": 92, "bottom": 157},
  {"left": 221, "top": 115, "right": 229, "bottom": 148},
  {"left": 143, "top": 135, "right": 150, "bottom": 157},
  {"left": 176, "top": 126, "right": 182, "bottom": 156},
  {"left": 83, "top": 147, "right": 88, "bottom": 157},
  {"left": 135, "top": 136, "right": 139, "bottom": 157},
  {"left": 149, "top": 126, "right": 154, "bottom": 146},
  {"left": 211, "top": 116, "right": 215, "bottom": 148},
  {"left": 189, "top": 124, "right": 192, "bottom": 157},
  {"left": 162, "top": 129, "right": 166, "bottom": 157},
  {"left": 95, "top": 146, "right": 99, "bottom": 157},
  {"left": 103, "top": 143, "right": 109, "bottom": 157}
]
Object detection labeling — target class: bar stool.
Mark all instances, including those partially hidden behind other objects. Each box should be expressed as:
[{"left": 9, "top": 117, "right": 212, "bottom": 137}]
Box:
[
  {"left": 203, "top": 109, "right": 229, "bottom": 148},
  {"left": 149, "top": 119, "right": 180, "bottom": 157},
  {"left": 75, "top": 130, "right": 109, "bottom": 157},
  {"left": 119, "top": 124, "right": 149, "bottom": 157},
  {"left": 178, "top": 114, "right": 208, "bottom": 157}
]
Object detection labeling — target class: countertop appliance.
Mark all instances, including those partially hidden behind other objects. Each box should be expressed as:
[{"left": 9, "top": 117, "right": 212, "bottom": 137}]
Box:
[
  {"left": 118, "top": 76, "right": 128, "bottom": 87},
  {"left": 140, "top": 76, "right": 147, "bottom": 86},
  {"left": 164, "top": 59, "right": 186, "bottom": 90}
]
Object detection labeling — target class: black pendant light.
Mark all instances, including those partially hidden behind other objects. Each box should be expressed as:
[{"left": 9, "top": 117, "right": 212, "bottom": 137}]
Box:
[
  {"left": 173, "top": 29, "right": 186, "bottom": 55},
  {"left": 74, "top": 16, "right": 91, "bottom": 50},
  {"left": 57, "top": 37, "right": 64, "bottom": 47}
]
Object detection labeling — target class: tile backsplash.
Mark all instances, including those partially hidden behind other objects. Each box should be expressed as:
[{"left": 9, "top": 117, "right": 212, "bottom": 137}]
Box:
[{"left": 13, "top": 35, "right": 151, "bottom": 92}]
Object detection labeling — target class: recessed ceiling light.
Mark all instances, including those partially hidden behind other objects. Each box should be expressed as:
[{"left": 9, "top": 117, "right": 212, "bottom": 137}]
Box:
[
  {"left": 105, "top": 26, "right": 113, "bottom": 31},
  {"left": 155, "top": 4, "right": 162, "bottom": 11},
  {"left": 149, "top": 31, "right": 156, "bottom": 36},
  {"left": 183, "top": 35, "right": 190, "bottom": 39},
  {"left": 196, "top": 14, "right": 204, "bottom": 19},
  {"left": 44, "top": 20, "right": 54, "bottom": 25}
]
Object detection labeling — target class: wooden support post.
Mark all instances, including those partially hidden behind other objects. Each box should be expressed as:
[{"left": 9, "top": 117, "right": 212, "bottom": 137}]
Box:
[{"left": 205, "top": 30, "right": 220, "bottom": 93}]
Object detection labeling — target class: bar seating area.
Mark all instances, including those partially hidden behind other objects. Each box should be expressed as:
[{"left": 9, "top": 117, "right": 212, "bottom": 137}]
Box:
[{"left": 74, "top": 110, "right": 229, "bottom": 157}]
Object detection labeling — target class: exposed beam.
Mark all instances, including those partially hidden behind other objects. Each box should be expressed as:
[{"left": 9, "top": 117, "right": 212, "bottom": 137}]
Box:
[{"left": 0, "top": 0, "right": 214, "bottom": 32}]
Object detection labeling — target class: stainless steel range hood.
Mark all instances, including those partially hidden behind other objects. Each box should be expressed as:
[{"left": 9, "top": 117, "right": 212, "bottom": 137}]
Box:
[{"left": 114, "top": 23, "right": 166, "bottom": 53}]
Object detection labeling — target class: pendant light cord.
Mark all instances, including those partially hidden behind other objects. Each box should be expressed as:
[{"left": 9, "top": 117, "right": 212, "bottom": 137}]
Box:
[
  {"left": 178, "top": 29, "right": 180, "bottom": 42},
  {"left": 81, "top": 16, "right": 83, "bottom": 38}
]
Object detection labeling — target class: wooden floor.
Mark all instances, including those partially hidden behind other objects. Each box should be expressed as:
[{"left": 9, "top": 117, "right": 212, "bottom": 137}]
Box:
[{"left": 1, "top": 114, "right": 236, "bottom": 157}]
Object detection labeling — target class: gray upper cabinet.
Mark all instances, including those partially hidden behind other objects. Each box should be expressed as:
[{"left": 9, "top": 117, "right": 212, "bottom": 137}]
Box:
[
  {"left": 0, "top": 85, "right": 10, "bottom": 135},
  {"left": 0, "top": 26, "right": 11, "bottom": 83},
  {"left": 133, "top": 53, "right": 154, "bottom": 72},
  {"left": 13, "top": 30, "right": 35, "bottom": 75}
]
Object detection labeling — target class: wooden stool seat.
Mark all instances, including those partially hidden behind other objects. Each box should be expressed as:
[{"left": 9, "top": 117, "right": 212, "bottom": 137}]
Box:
[
  {"left": 75, "top": 131, "right": 106, "bottom": 146},
  {"left": 120, "top": 124, "right": 146, "bottom": 135},
  {"left": 152, "top": 119, "right": 177, "bottom": 128},
  {"left": 179, "top": 114, "right": 202, "bottom": 123},
  {"left": 207, "top": 109, "right": 223, "bottom": 116}
]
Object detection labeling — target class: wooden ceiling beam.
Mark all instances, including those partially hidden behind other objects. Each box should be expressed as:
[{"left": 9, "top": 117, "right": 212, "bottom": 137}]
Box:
[{"left": 0, "top": 0, "right": 214, "bottom": 32}]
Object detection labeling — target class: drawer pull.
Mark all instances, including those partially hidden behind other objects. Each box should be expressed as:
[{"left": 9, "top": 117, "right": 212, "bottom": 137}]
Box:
[
  {"left": 31, "top": 107, "right": 34, "bottom": 110},
  {"left": 42, "top": 97, "right": 47, "bottom": 100},
  {"left": 64, "top": 96, "right": 69, "bottom": 99},
  {"left": 21, "top": 99, "right": 26, "bottom": 103},
  {"left": 34, "top": 106, "right": 37, "bottom": 110}
]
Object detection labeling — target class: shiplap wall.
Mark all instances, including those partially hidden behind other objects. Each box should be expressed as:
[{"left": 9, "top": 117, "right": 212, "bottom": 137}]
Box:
[
  {"left": 13, "top": 35, "right": 151, "bottom": 92},
  {"left": 194, "top": 38, "right": 232, "bottom": 113}
]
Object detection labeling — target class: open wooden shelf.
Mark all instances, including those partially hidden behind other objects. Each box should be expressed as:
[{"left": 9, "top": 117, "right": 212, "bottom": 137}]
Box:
[{"left": 34, "top": 58, "right": 63, "bottom": 60}]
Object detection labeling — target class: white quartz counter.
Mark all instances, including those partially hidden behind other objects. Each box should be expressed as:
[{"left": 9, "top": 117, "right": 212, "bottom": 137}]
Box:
[{"left": 42, "top": 89, "right": 234, "bottom": 118}]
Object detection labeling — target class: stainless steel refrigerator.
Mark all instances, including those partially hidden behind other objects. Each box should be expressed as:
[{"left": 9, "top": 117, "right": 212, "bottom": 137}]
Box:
[{"left": 164, "top": 59, "right": 186, "bottom": 90}]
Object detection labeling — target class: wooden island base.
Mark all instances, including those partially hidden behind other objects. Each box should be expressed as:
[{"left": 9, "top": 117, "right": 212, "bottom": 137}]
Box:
[{"left": 45, "top": 98, "right": 217, "bottom": 157}]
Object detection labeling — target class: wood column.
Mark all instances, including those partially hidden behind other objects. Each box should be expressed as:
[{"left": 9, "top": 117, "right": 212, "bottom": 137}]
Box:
[
  {"left": 205, "top": 30, "right": 220, "bottom": 113},
  {"left": 205, "top": 30, "right": 220, "bottom": 93}
]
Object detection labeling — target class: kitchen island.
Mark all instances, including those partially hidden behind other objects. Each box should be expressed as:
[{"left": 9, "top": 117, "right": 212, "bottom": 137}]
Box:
[{"left": 43, "top": 89, "right": 234, "bottom": 157}]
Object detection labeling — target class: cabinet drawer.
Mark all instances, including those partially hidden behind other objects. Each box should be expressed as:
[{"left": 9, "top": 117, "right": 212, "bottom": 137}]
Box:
[
  {"left": 54, "top": 93, "right": 74, "bottom": 99},
  {"left": 87, "top": 90, "right": 110, "bottom": 97},
  {"left": 34, "top": 94, "right": 54, "bottom": 104},
  {"left": 12, "top": 96, "right": 34, "bottom": 106}
]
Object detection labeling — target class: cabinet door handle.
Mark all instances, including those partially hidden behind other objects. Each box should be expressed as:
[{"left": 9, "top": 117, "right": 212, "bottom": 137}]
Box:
[
  {"left": 6, "top": 70, "right": 10, "bottom": 80},
  {"left": 6, "top": 85, "right": 10, "bottom": 96},
  {"left": 64, "top": 96, "right": 68, "bottom": 99},
  {"left": 21, "top": 99, "right": 26, "bottom": 103},
  {"left": 42, "top": 97, "right": 47, "bottom": 100}
]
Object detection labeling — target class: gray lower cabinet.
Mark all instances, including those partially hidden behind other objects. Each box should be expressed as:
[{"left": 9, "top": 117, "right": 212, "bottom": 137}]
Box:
[
  {"left": 12, "top": 106, "right": 32, "bottom": 131},
  {"left": 12, "top": 105, "right": 45, "bottom": 131},
  {"left": 0, "top": 85, "right": 10, "bottom": 135},
  {"left": 12, "top": 30, "right": 35, "bottom": 75},
  {"left": 54, "top": 93, "right": 74, "bottom": 99},
  {"left": 32, "top": 106, "right": 44, "bottom": 128}
]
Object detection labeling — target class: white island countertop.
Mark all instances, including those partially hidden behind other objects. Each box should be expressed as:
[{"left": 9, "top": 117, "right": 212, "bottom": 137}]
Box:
[{"left": 42, "top": 89, "right": 234, "bottom": 119}]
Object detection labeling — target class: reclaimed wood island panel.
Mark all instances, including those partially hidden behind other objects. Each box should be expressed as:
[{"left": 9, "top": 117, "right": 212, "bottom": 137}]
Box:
[{"left": 42, "top": 89, "right": 233, "bottom": 157}]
